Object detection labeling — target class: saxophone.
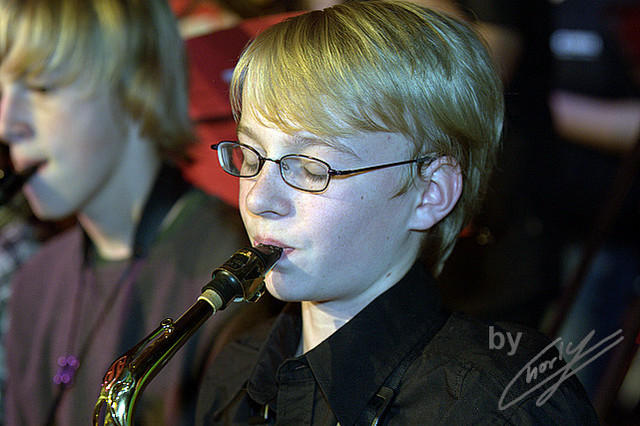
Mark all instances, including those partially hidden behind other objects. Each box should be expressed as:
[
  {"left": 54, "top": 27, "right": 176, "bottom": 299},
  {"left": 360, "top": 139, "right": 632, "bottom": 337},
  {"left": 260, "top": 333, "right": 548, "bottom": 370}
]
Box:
[{"left": 93, "top": 244, "right": 283, "bottom": 426}]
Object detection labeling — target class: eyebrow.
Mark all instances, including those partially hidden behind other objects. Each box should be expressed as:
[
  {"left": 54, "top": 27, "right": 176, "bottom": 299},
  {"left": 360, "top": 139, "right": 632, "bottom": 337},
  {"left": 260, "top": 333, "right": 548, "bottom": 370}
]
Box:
[
  {"left": 292, "top": 134, "right": 359, "bottom": 158},
  {"left": 236, "top": 124, "right": 360, "bottom": 158},
  {"left": 236, "top": 124, "right": 256, "bottom": 140}
]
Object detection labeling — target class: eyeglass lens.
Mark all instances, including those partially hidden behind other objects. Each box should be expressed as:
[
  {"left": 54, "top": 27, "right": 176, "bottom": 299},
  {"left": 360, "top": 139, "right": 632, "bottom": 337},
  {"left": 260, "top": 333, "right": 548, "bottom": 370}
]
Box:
[{"left": 218, "top": 143, "right": 330, "bottom": 192}]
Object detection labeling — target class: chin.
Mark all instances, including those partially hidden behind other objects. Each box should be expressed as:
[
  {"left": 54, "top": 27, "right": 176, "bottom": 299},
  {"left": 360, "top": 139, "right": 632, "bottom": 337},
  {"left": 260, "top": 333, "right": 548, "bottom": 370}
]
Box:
[
  {"left": 24, "top": 184, "right": 77, "bottom": 221},
  {"left": 33, "top": 207, "right": 71, "bottom": 221},
  {"left": 26, "top": 198, "right": 73, "bottom": 221},
  {"left": 265, "top": 277, "right": 306, "bottom": 303}
]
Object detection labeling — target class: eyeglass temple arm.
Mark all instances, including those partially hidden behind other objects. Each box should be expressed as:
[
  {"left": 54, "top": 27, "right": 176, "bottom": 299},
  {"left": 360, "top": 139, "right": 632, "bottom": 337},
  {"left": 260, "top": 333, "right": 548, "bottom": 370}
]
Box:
[{"left": 329, "top": 155, "right": 437, "bottom": 177}]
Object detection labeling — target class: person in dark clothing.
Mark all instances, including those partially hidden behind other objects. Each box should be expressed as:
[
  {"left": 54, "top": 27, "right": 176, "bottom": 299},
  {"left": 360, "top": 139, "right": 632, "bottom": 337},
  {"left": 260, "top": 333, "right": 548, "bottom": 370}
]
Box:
[
  {"left": 196, "top": 1, "right": 600, "bottom": 424},
  {"left": 0, "top": 0, "right": 248, "bottom": 424}
]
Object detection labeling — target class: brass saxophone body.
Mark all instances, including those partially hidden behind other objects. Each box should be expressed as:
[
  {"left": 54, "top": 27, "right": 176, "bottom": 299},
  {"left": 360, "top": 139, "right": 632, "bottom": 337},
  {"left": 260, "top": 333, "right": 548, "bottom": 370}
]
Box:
[{"left": 93, "top": 244, "right": 283, "bottom": 426}]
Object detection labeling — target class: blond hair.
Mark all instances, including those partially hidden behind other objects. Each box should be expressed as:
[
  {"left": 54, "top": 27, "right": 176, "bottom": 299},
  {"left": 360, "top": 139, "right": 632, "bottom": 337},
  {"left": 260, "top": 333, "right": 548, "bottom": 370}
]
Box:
[
  {"left": 0, "top": 0, "right": 194, "bottom": 159},
  {"left": 230, "top": 0, "right": 504, "bottom": 275}
]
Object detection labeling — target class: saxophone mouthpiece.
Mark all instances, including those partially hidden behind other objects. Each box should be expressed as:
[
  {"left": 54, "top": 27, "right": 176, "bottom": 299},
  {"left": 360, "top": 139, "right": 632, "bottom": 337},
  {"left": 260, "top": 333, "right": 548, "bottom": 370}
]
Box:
[
  {"left": 253, "top": 243, "right": 284, "bottom": 268},
  {"left": 199, "top": 244, "right": 283, "bottom": 311},
  {"left": 0, "top": 161, "right": 44, "bottom": 206}
]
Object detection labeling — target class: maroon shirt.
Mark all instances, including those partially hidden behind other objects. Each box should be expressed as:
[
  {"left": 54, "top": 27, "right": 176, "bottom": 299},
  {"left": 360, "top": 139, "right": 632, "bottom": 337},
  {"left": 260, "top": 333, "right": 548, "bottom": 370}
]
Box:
[{"left": 5, "top": 189, "right": 247, "bottom": 425}]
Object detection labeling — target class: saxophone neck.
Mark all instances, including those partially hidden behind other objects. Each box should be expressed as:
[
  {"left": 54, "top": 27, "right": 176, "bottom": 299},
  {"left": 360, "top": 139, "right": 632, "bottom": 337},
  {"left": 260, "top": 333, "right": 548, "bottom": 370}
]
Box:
[
  {"left": 93, "top": 245, "right": 283, "bottom": 426},
  {"left": 93, "top": 299, "right": 214, "bottom": 425}
]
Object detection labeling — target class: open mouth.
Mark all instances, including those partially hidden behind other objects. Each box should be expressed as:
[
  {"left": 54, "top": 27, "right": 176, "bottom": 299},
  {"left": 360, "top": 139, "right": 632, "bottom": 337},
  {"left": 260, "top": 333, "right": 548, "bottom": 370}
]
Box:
[
  {"left": 0, "top": 160, "right": 47, "bottom": 205},
  {"left": 10, "top": 158, "right": 48, "bottom": 176},
  {"left": 20, "top": 160, "right": 47, "bottom": 176}
]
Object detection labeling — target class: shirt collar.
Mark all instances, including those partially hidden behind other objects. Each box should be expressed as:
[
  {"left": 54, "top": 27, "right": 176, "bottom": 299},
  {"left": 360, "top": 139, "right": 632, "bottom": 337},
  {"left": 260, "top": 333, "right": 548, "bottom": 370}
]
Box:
[
  {"left": 247, "top": 303, "right": 302, "bottom": 404},
  {"left": 305, "top": 263, "right": 449, "bottom": 426},
  {"left": 247, "top": 263, "right": 449, "bottom": 425}
]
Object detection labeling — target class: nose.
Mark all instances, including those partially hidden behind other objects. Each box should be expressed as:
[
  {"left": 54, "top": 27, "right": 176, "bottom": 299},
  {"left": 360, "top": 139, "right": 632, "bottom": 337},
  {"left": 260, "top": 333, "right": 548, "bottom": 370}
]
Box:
[
  {"left": 0, "top": 85, "right": 33, "bottom": 144},
  {"left": 242, "top": 161, "right": 292, "bottom": 218}
]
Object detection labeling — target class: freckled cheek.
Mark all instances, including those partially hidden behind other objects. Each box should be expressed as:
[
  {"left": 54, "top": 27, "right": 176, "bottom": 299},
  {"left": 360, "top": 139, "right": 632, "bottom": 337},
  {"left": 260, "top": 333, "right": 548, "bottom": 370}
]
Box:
[{"left": 318, "top": 209, "right": 366, "bottom": 246}]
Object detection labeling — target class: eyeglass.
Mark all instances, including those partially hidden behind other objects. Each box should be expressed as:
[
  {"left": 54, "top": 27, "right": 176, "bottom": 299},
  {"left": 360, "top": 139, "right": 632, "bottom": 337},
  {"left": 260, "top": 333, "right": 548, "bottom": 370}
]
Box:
[{"left": 211, "top": 141, "right": 436, "bottom": 193}]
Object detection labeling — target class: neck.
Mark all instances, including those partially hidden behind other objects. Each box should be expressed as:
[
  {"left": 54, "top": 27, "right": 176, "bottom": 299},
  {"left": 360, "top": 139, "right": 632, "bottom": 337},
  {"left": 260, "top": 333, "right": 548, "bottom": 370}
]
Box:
[
  {"left": 298, "top": 301, "right": 350, "bottom": 355},
  {"left": 298, "top": 252, "right": 417, "bottom": 354},
  {"left": 78, "top": 136, "right": 161, "bottom": 261}
]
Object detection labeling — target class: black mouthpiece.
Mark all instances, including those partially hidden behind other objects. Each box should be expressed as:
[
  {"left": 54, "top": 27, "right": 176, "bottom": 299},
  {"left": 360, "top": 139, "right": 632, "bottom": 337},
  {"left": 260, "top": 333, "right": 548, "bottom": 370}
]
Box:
[
  {"left": 0, "top": 162, "right": 42, "bottom": 206},
  {"left": 252, "top": 244, "right": 284, "bottom": 269},
  {"left": 201, "top": 245, "right": 282, "bottom": 310}
]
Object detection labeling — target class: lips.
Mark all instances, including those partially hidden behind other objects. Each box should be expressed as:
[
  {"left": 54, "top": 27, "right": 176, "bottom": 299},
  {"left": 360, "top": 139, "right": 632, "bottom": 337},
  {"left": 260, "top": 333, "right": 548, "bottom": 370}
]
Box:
[
  {"left": 252, "top": 237, "right": 294, "bottom": 256},
  {"left": 12, "top": 158, "right": 48, "bottom": 175}
]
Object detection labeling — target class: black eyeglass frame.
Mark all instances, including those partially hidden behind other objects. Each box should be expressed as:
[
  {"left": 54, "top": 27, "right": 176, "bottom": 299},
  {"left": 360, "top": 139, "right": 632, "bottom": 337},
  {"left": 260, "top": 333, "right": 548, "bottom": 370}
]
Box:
[{"left": 211, "top": 141, "right": 437, "bottom": 193}]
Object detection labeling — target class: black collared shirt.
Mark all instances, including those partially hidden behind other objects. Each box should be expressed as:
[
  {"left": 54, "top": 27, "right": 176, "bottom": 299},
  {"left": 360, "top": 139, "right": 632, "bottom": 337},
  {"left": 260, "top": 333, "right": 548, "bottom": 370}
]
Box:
[{"left": 196, "top": 264, "right": 599, "bottom": 425}]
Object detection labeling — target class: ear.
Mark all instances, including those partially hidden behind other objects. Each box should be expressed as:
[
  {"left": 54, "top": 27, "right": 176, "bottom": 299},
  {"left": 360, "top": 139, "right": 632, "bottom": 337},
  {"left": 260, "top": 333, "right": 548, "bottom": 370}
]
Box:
[{"left": 407, "top": 156, "right": 462, "bottom": 231}]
